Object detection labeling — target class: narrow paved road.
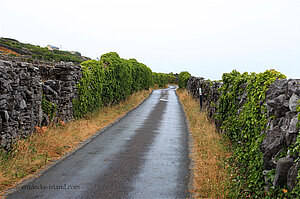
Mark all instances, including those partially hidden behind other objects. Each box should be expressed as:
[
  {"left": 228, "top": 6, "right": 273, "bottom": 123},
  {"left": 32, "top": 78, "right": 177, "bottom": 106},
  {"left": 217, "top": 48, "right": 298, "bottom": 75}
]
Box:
[{"left": 6, "top": 86, "right": 190, "bottom": 199}]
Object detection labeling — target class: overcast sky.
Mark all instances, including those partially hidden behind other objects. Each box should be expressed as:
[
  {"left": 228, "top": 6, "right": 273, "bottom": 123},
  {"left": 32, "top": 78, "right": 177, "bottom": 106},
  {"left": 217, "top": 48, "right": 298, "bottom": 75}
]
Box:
[{"left": 0, "top": 0, "right": 299, "bottom": 80}]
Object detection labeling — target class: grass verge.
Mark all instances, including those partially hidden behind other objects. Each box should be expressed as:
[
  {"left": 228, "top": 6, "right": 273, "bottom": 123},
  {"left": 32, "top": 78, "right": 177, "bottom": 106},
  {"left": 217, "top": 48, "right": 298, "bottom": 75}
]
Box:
[
  {"left": 0, "top": 89, "right": 151, "bottom": 196},
  {"left": 177, "top": 89, "right": 232, "bottom": 198}
]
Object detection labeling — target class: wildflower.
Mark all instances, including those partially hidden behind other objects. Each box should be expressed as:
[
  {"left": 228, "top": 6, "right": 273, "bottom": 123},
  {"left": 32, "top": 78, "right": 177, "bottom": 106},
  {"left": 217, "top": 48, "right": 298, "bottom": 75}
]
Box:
[{"left": 282, "top": 189, "right": 287, "bottom": 193}]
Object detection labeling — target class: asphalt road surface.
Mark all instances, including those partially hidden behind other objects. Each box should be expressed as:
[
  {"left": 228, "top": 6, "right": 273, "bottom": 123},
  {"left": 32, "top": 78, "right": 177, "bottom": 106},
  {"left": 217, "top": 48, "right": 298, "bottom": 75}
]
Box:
[{"left": 6, "top": 85, "right": 190, "bottom": 199}]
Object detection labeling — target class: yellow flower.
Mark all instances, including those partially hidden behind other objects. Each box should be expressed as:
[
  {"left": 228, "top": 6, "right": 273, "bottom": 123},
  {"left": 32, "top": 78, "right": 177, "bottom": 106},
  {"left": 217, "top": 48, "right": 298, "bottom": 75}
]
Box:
[{"left": 282, "top": 189, "right": 287, "bottom": 193}]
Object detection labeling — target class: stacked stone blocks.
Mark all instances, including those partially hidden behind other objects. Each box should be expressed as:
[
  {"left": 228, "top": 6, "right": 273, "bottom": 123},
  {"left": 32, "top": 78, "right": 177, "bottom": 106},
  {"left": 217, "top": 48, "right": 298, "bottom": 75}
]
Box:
[
  {"left": 187, "top": 76, "right": 299, "bottom": 191},
  {"left": 0, "top": 55, "right": 82, "bottom": 149}
]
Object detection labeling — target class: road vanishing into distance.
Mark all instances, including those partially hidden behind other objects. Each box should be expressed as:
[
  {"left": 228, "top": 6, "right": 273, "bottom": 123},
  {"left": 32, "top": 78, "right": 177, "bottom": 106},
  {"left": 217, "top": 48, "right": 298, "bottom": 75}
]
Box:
[{"left": 6, "top": 86, "right": 190, "bottom": 199}]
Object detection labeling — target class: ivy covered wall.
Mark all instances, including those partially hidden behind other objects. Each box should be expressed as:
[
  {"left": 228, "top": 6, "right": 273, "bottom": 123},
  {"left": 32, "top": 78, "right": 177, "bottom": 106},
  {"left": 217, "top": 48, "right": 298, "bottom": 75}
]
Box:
[
  {"left": 73, "top": 52, "right": 154, "bottom": 118},
  {"left": 0, "top": 52, "right": 176, "bottom": 150},
  {"left": 186, "top": 70, "right": 299, "bottom": 198}
]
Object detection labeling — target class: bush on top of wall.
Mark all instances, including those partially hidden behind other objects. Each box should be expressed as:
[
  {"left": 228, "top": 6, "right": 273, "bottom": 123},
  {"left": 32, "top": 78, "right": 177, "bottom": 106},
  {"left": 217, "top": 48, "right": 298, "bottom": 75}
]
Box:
[
  {"left": 73, "top": 52, "right": 153, "bottom": 118},
  {"left": 178, "top": 71, "right": 191, "bottom": 89}
]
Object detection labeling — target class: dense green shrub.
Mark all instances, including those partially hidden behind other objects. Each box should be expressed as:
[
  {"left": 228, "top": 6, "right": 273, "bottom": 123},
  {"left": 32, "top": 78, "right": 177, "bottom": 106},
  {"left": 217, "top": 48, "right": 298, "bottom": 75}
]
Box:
[
  {"left": 215, "top": 70, "right": 287, "bottom": 198},
  {"left": 73, "top": 52, "right": 153, "bottom": 118},
  {"left": 99, "top": 52, "right": 132, "bottom": 104},
  {"left": 168, "top": 72, "right": 177, "bottom": 84},
  {"left": 128, "top": 59, "right": 152, "bottom": 92},
  {"left": 73, "top": 60, "right": 105, "bottom": 118},
  {"left": 152, "top": 72, "right": 169, "bottom": 87},
  {"left": 178, "top": 71, "right": 191, "bottom": 88}
]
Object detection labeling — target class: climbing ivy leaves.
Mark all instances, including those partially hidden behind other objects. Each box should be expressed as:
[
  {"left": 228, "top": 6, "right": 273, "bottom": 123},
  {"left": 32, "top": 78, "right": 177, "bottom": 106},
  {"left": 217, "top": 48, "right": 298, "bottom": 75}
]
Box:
[
  {"left": 41, "top": 93, "right": 57, "bottom": 124},
  {"left": 73, "top": 52, "right": 169, "bottom": 118},
  {"left": 215, "top": 70, "right": 286, "bottom": 198}
]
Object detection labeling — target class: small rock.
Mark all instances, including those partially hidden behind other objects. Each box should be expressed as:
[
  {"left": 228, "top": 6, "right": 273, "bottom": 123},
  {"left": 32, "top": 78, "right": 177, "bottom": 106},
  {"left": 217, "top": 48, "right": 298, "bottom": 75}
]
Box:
[
  {"left": 273, "top": 157, "right": 294, "bottom": 187},
  {"left": 275, "top": 94, "right": 287, "bottom": 104},
  {"left": 262, "top": 138, "right": 284, "bottom": 170},
  {"left": 287, "top": 162, "right": 299, "bottom": 190},
  {"left": 44, "top": 80, "right": 55, "bottom": 87},
  {"left": 289, "top": 93, "right": 300, "bottom": 112},
  {"left": 4, "top": 111, "right": 9, "bottom": 122},
  {"left": 0, "top": 99, "right": 6, "bottom": 107},
  {"left": 287, "top": 79, "right": 300, "bottom": 97},
  {"left": 266, "top": 79, "right": 288, "bottom": 98},
  {"left": 288, "top": 117, "right": 298, "bottom": 134},
  {"left": 20, "top": 99, "right": 27, "bottom": 109},
  {"left": 25, "top": 89, "right": 33, "bottom": 99}
]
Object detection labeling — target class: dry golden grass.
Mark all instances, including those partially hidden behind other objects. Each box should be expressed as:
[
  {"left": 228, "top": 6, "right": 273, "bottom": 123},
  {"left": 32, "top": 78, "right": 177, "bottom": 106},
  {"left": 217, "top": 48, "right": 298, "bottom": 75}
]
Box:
[
  {"left": 177, "top": 89, "right": 231, "bottom": 198},
  {"left": 0, "top": 89, "right": 151, "bottom": 196}
]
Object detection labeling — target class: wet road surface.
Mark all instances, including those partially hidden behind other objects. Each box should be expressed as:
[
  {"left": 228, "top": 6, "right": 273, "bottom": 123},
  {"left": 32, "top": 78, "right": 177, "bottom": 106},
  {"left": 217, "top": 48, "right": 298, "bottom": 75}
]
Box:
[{"left": 6, "top": 86, "right": 190, "bottom": 199}]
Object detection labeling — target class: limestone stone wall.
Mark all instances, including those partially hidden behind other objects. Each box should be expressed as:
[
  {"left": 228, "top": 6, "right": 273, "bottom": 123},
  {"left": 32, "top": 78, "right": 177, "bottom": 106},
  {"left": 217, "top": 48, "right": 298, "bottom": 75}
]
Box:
[
  {"left": 186, "top": 76, "right": 299, "bottom": 191},
  {"left": 40, "top": 62, "right": 82, "bottom": 124},
  {"left": 187, "top": 76, "right": 222, "bottom": 125},
  {"left": 0, "top": 60, "right": 42, "bottom": 149},
  {"left": 261, "top": 79, "right": 300, "bottom": 190},
  {"left": 0, "top": 54, "right": 82, "bottom": 149}
]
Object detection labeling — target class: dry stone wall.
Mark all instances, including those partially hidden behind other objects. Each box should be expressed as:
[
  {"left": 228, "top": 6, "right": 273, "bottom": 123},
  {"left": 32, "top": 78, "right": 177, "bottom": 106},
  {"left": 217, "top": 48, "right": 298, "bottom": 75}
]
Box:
[
  {"left": 40, "top": 62, "right": 81, "bottom": 124},
  {"left": 187, "top": 76, "right": 222, "bottom": 121},
  {"left": 0, "top": 60, "right": 42, "bottom": 149},
  {"left": 261, "top": 79, "right": 300, "bottom": 190},
  {"left": 0, "top": 54, "right": 82, "bottom": 149},
  {"left": 187, "top": 76, "right": 299, "bottom": 191}
]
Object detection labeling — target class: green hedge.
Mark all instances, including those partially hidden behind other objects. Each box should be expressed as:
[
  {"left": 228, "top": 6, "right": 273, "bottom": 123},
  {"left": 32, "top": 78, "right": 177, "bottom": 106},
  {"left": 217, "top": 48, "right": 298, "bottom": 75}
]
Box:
[
  {"left": 178, "top": 71, "right": 191, "bottom": 88},
  {"left": 128, "top": 58, "right": 153, "bottom": 92},
  {"left": 152, "top": 72, "right": 170, "bottom": 87},
  {"left": 73, "top": 52, "right": 153, "bottom": 118},
  {"left": 168, "top": 72, "right": 177, "bottom": 84}
]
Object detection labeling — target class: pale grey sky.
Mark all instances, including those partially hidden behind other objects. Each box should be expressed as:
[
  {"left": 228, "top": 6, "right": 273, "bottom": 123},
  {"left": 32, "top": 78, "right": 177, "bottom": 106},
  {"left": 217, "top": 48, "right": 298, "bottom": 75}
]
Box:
[{"left": 0, "top": 0, "right": 299, "bottom": 80}]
